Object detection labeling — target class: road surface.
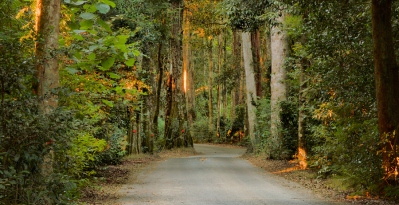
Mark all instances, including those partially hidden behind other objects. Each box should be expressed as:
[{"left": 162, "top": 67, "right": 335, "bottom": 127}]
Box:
[{"left": 118, "top": 144, "right": 340, "bottom": 205}]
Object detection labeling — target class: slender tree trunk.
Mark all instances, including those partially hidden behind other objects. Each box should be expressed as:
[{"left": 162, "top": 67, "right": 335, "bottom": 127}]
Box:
[
  {"left": 371, "top": 0, "right": 399, "bottom": 184},
  {"left": 242, "top": 31, "right": 258, "bottom": 152},
  {"left": 183, "top": 2, "right": 194, "bottom": 147},
  {"left": 251, "top": 29, "right": 262, "bottom": 98},
  {"left": 216, "top": 33, "right": 223, "bottom": 139},
  {"left": 132, "top": 112, "right": 139, "bottom": 154},
  {"left": 164, "top": 72, "right": 174, "bottom": 149},
  {"left": 270, "top": 13, "right": 289, "bottom": 158},
  {"left": 232, "top": 30, "right": 242, "bottom": 118},
  {"left": 152, "top": 42, "right": 163, "bottom": 150},
  {"left": 208, "top": 39, "right": 214, "bottom": 142}
]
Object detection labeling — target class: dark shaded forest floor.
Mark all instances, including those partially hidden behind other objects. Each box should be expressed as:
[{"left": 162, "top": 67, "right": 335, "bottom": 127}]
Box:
[{"left": 243, "top": 154, "right": 398, "bottom": 205}]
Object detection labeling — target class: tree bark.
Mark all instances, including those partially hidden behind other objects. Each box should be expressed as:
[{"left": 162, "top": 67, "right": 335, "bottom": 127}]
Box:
[
  {"left": 242, "top": 31, "right": 258, "bottom": 152},
  {"left": 270, "top": 13, "right": 289, "bottom": 158},
  {"left": 232, "top": 30, "right": 242, "bottom": 118},
  {"left": 165, "top": 0, "right": 185, "bottom": 149},
  {"left": 152, "top": 42, "right": 163, "bottom": 150},
  {"left": 251, "top": 30, "right": 262, "bottom": 98},
  {"left": 371, "top": 0, "right": 399, "bottom": 184},
  {"left": 35, "top": 0, "right": 61, "bottom": 180},
  {"left": 183, "top": 2, "right": 194, "bottom": 147},
  {"left": 34, "top": 0, "right": 61, "bottom": 113},
  {"left": 217, "top": 33, "right": 223, "bottom": 139},
  {"left": 208, "top": 38, "right": 214, "bottom": 142}
]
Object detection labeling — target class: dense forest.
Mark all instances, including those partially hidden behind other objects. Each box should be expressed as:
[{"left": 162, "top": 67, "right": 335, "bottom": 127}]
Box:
[{"left": 1, "top": 0, "right": 399, "bottom": 204}]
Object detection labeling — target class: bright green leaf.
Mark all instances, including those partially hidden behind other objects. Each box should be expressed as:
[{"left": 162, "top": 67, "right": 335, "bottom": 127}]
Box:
[
  {"left": 132, "top": 50, "right": 140, "bottom": 56},
  {"left": 125, "top": 58, "right": 136, "bottom": 66},
  {"left": 80, "top": 12, "right": 96, "bottom": 20},
  {"left": 101, "top": 57, "right": 115, "bottom": 70},
  {"left": 96, "top": 3, "right": 110, "bottom": 14},
  {"left": 80, "top": 20, "right": 94, "bottom": 29},
  {"left": 101, "top": 0, "right": 116, "bottom": 8},
  {"left": 87, "top": 53, "right": 96, "bottom": 61},
  {"left": 114, "top": 86, "right": 123, "bottom": 94},
  {"left": 102, "top": 99, "right": 114, "bottom": 107},
  {"left": 107, "top": 72, "right": 121, "bottom": 79}
]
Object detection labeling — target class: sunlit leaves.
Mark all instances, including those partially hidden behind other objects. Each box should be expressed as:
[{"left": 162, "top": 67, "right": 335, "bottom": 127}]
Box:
[
  {"left": 125, "top": 58, "right": 136, "bottom": 67},
  {"left": 102, "top": 99, "right": 114, "bottom": 107},
  {"left": 100, "top": 57, "right": 115, "bottom": 71}
]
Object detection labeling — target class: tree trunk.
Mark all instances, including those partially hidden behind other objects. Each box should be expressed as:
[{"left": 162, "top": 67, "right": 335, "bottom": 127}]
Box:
[
  {"left": 251, "top": 30, "right": 262, "bottom": 98},
  {"left": 270, "top": 13, "right": 289, "bottom": 158},
  {"left": 232, "top": 30, "right": 242, "bottom": 118},
  {"left": 35, "top": 0, "right": 61, "bottom": 179},
  {"left": 183, "top": 2, "right": 194, "bottom": 147},
  {"left": 242, "top": 31, "right": 258, "bottom": 152},
  {"left": 165, "top": 0, "right": 185, "bottom": 149},
  {"left": 216, "top": 33, "right": 223, "bottom": 139},
  {"left": 371, "top": 0, "right": 399, "bottom": 184},
  {"left": 208, "top": 39, "right": 214, "bottom": 142},
  {"left": 152, "top": 42, "right": 163, "bottom": 150},
  {"left": 34, "top": 0, "right": 61, "bottom": 112}
]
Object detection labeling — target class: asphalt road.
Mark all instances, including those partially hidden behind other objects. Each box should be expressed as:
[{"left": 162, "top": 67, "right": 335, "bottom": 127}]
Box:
[{"left": 118, "top": 144, "right": 340, "bottom": 205}]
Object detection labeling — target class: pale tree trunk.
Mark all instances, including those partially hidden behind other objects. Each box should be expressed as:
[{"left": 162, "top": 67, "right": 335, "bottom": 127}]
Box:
[
  {"left": 270, "top": 14, "right": 289, "bottom": 158},
  {"left": 183, "top": 2, "right": 194, "bottom": 147},
  {"left": 242, "top": 31, "right": 258, "bottom": 152},
  {"left": 371, "top": 0, "right": 399, "bottom": 184},
  {"left": 216, "top": 33, "right": 223, "bottom": 139},
  {"left": 35, "top": 0, "right": 61, "bottom": 178},
  {"left": 208, "top": 38, "right": 214, "bottom": 142}
]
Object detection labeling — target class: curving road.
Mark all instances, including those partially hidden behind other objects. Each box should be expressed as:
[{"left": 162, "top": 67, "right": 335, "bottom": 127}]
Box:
[{"left": 118, "top": 144, "right": 341, "bottom": 205}]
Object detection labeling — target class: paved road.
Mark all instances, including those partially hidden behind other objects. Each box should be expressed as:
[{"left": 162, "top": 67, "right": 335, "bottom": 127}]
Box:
[{"left": 119, "top": 144, "right": 340, "bottom": 205}]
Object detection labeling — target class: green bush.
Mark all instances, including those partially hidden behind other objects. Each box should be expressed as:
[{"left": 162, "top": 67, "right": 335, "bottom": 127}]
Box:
[{"left": 67, "top": 133, "right": 107, "bottom": 178}]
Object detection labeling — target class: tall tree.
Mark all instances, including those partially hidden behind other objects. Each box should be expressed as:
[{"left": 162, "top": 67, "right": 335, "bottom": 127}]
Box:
[
  {"left": 242, "top": 31, "right": 258, "bottom": 151},
  {"left": 34, "top": 0, "right": 61, "bottom": 178},
  {"left": 165, "top": 0, "right": 192, "bottom": 148},
  {"left": 371, "top": 0, "right": 399, "bottom": 183},
  {"left": 207, "top": 38, "right": 214, "bottom": 142},
  {"left": 270, "top": 12, "right": 289, "bottom": 157},
  {"left": 183, "top": 0, "right": 195, "bottom": 146},
  {"left": 34, "top": 0, "right": 61, "bottom": 113}
]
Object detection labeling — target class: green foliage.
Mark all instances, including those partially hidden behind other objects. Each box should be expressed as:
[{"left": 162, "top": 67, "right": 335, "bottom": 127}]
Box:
[
  {"left": 191, "top": 117, "right": 210, "bottom": 143},
  {"left": 223, "top": 0, "right": 270, "bottom": 31},
  {"left": 67, "top": 133, "right": 107, "bottom": 177}
]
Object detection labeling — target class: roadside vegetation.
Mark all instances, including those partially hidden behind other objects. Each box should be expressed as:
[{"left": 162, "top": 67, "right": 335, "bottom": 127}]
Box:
[{"left": 1, "top": 0, "right": 399, "bottom": 204}]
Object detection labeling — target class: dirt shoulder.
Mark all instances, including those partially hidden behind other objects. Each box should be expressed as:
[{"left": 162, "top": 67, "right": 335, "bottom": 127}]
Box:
[
  {"left": 243, "top": 154, "right": 397, "bottom": 205},
  {"left": 78, "top": 148, "right": 199, "bottom": 205}
]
